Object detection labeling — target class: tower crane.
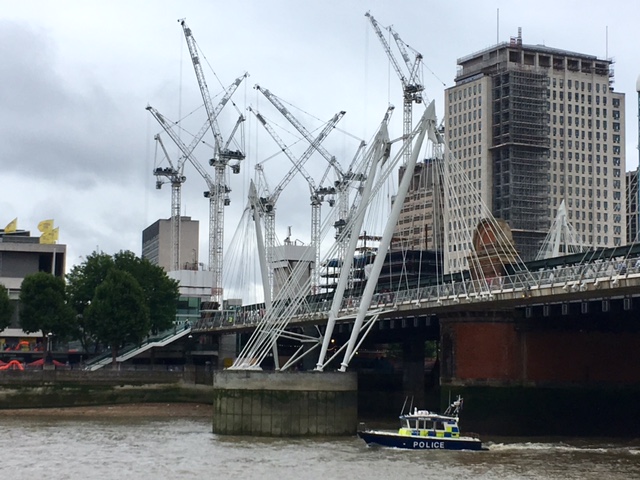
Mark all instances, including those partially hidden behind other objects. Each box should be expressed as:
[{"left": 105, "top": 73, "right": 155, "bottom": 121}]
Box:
[
  {"left": 254, "top": 85, "right": 357, "bottom": 265},
  {"left": 249, "top": 107, "right": 345, "bottom": 294},
  {"left": 179, "top": 18, "right": 248, "bottom": 306},
  {"left": 153, "top": 134, "right": 187, "bottom": 271},
  {"left": 147, "top": 108, "right": 243, "bottom": 307},
  {"left": 147, "top": 70, "right": 246, "bottom": 276},
  {"left": 365, "top": 12, "right": 424, "bottom": 165}
]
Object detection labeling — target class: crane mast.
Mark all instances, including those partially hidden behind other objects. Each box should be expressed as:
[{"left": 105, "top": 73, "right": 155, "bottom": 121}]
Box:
[
  {"left": 255, "top": 85, "right": 352, "bottom": 269},
  {"left": 250, "top": 107, "right": 345, "bottom": 294},
  {"left": 153, "top": 134, "right": 187, "bottom": 271},
  {"left": 179, "top": 18, "right": 247, "bottom": 306},
  {"left": 365, "top": 12, "right": 424, "bottom": 165},
  {"left": 147, "top": 106, "right": 234, "bottom": 305}
]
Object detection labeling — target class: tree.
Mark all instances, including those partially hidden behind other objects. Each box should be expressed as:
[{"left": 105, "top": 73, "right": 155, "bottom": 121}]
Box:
[
  {"left": 0, "top": 284, "right": 13, "bottom": 332},
  {"left": 65, "top": 252, "right": 115, "bottom": 352},
  {"left": 112, "top": 251, "right": 179, "bottom": 334},
  {"left": 85, "top": 269, "right": 150, "bottom": 365},
  {"left": 66, "top": 250, "right": 180, "bottom": 351},
  {"left": 19, "top": 272, "right": 76, "bottom": 347}
]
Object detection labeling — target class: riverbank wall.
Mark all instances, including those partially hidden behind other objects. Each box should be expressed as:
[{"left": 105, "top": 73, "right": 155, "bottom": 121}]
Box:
[{"left": 0, "top": 369, "right": 213, "bottom": 409}]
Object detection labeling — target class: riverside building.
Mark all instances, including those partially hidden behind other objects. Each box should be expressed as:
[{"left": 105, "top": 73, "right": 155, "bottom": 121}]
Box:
[{"left": 443, "top": 31, "right": 626, "bottom": 272}]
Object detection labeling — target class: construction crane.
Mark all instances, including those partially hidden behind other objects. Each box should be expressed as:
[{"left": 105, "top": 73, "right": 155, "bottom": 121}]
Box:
[
  {"left": 365, "top": 12, "right": 424, "bottom": 165},
  {"left": 153, "top": 134, "right": 187, "bottom": 271},
  {"left": 254, "top": 85, "right": 356, "bottom": 264},
  {"left": 179, "top": 18, "right": 248, "bottom": 306},
  {"left": 249, "top": 106, "right": 345, "bottom": 294},
  {"left": 147, "top": 71, "right": 246, "bottom": 278}
]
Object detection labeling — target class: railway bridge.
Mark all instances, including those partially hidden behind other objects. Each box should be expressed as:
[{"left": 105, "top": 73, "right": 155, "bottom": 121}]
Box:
[{"left": 195, "top": 255, "right": 640, "bottom": 435}]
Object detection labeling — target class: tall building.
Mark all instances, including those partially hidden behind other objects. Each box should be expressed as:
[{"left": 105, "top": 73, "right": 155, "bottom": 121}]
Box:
[
  {"left": 392, "top": 158, "right": 444, "bottom": 251},
  {"left": 141, "top": 216, "right": 199, "bottom": 272},
  {"left": 142, "top": 217, "right": 214, "bottom": 330},
  {"left": 626, "top": 170, "right": 638, "bottom": 243},
  {"left": 630, "top": 75, "right": 640, "bottom": 244},
  {"left": 444, "top": 32, "right": 626, "bottom": 270}
]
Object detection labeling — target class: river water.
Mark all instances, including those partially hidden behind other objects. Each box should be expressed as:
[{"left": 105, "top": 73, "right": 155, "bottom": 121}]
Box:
[{"left": 4, "top": 415, "right": 639, "bottom": 479}]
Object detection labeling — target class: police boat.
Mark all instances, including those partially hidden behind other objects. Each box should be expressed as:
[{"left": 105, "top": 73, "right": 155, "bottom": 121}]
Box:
[{"left": 357, "top": 396, "right": 483, "bottom": 450}]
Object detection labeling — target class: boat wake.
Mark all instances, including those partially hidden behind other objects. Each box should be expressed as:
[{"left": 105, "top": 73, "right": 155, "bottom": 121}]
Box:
[{"left": 486, "top": 440, "right": 640, "bottom": 456}]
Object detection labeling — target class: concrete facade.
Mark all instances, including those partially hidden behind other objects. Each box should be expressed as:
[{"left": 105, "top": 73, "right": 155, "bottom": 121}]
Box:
[
  {"left": 0, "top": 230, "right": 66, "bottom": 346},
  {"left": 443, "top": 35, "right": 626, "bottom": 270},
  {"left": 392, "top": 158, "right": 444, "bottom": 251},
  {"left": 141, "top": 216, "right": 199, "bottom": 272}
]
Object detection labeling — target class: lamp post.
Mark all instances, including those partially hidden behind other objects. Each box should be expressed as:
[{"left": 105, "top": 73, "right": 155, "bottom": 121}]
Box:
[{"left": 45, "top": 332, "right": 53, "bottom": 365}]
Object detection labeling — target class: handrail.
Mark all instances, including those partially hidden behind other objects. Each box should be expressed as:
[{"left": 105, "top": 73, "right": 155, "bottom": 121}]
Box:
[{"left": 193, "top": 257, "right": 640, "bottom": 332}]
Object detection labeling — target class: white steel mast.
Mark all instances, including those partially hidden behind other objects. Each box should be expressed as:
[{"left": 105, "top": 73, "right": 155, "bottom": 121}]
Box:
[
  {"left": 366, "top": 12, "right": 424, "bottom": 165},
  {"left": 179, "top": 19, "right": 247, "bottom": 305},
  {"left": 250, "top": 106, "right": 345, "bottom": 293},
  {"left": 153, "top": 134, "right": 187, "bottom": 271}
]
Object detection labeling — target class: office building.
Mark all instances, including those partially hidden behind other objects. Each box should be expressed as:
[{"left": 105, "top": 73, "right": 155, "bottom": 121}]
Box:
[
  {"left": 0, "top": 228, "right": 66, "bottom": 348},
  {"left": 443, "top": 31, "right": 626, "bottom": 271},
  {"left": 627, "top": 170, "right": 638, "bottom": 243},
  {"left": 142, "top": 216, "right": 199, "bottom": 272},
  {"left": 392, "top": 158, "right": 445, "bottom": 251}
]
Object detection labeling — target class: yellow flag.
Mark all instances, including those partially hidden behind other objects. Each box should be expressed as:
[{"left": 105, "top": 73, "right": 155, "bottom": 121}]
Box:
[
  {"left": 52, "top": 227, "right": 59, "bottom": 241},
  {"left": 4, "top": 218, "right": 17, "bottom": 233},
  {"left": 38, "top": 219, "right": 54, "bottom": 233},
  {"left": 40, "top": 231, "right": 56, "bottom": 244}
]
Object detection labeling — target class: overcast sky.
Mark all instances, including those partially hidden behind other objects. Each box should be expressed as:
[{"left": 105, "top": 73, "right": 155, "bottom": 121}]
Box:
[{"left": 2, "top": 0, "right": 639, "bottom": 274}]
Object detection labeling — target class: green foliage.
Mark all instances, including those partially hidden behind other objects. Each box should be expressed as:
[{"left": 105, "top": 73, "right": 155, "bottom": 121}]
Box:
[
  {"left": 0, "top": 284, "right": 13, "bottom": 331},
  {"left": 19, "top": 272, "right": 75, "bottom": 339},
  {"left": 113, "top": 251, "right": 179, "bottom": 334},
  {"left": 66, "top": 252, "right": 114, "bottom": 315},
  {"left": 85, "top": 269, "right": 150, "bottom": 361},
  {"left": 66, "top": 250, "right": 180, "bottom": 350},
  {"left": 65, "top": 252, "right": 114, "bottom": 351}
]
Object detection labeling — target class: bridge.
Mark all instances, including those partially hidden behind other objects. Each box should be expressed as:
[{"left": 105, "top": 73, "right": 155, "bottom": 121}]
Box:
[
  {"left": 195, "top": 252, "right": 640, "bottom": 335},
  {"left": 165, "top": 95, "right": 640, "bottom": 439},
  {"left": 192, "top": 103, "right": 640, "bottom": 386}
]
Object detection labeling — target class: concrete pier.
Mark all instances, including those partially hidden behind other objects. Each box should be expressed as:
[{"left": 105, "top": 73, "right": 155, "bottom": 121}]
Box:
[{"left": 212, "top": 370, "right": 358, "bottom": 436}]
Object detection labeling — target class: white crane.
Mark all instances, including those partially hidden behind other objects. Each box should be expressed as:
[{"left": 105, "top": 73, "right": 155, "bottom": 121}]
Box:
[
  {"left": 147, "top": 81, "right": 245, "bottom": 302},
  {"left": 254, "top": 85, "right": 358, "bottom": 266},
  {"left": 249, "top": 106, "right": 345, "bottom": 294},
  {"left": 153, "top": 134, "right": 187, "bottom": 271},
  {"left": 148, "top": 71, "right": 246, "bottom": 277},
  {"left": 178, "top": 18, "right": 248, "bottom": 306},
  {"left": 365, "top": 12, "right": 424, "bottom": 165}
]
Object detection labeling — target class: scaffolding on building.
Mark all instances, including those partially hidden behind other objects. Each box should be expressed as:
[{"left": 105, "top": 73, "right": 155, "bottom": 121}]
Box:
[{"left": 491, "top": 68, "right": 550, "bottom": 261}]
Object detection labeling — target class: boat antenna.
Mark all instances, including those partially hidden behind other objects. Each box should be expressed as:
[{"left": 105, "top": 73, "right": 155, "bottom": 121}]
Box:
[{"left": 400, "top": 396, "right": 408, "bottom": 415}]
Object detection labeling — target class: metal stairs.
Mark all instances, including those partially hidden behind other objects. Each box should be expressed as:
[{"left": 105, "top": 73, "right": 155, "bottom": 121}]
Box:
[{"left": 84, "top": 326, "right": 192, "bottom": 371}]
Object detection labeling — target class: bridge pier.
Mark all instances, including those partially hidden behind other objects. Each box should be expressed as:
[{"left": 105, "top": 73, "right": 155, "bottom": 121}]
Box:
[
  {"left": 212, "top": 370, "right": 357, "bottom": 436},
  {"left": 402, "top": 336, "right": 426, "bottom": 407},
  {"left": 439, "top": 303, "right": 640, "bottom": 436}
]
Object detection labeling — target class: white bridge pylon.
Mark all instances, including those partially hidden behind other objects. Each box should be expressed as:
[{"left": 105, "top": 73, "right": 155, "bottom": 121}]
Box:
[
  {"left": 230, "top": 103, "right": 435, "bottom": 371},
  {"left": 223, "top": 95, "right": 640, "bottom": 371}
]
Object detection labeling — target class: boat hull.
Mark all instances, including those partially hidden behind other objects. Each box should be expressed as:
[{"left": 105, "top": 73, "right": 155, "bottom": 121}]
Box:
[{"left": 358, "top": 430, "right": 483, "bottom": 451}]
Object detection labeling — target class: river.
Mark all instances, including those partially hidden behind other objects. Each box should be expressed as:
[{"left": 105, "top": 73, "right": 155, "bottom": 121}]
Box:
[{"left": 4, "top": 414, "right": 639, "bottom": 479}]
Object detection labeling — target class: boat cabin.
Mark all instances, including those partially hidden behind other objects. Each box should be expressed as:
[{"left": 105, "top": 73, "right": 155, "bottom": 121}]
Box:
[{"left": 398, "top": 411, "right": 460, "bottom": 438}]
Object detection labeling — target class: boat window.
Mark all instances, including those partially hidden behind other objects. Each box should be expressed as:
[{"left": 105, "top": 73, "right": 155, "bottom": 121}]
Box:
[{"left": 435, "top": 421, "right": 445, "bottom": 431}]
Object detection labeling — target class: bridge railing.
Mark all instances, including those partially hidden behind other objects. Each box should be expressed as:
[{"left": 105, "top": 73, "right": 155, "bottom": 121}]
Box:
[{"left": 193, "top": 256, "right": 640, "bottom": 331}]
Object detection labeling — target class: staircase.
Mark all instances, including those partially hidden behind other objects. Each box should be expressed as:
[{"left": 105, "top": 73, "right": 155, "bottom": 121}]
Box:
[{"left": 84, "top": 326, "right": 192, "bottom": 371}]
